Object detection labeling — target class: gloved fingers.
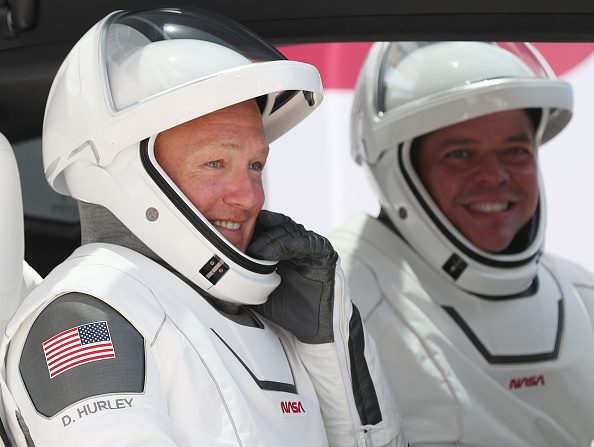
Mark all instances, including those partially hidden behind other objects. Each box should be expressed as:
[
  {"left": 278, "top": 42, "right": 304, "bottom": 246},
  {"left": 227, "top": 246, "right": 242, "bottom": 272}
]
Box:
[
  {"left": 248, "top": 210, "right": 303, "bottom": 258},
  {"left": 248, "top": 227, "right": 306, "bottom": 261},
  {"left": 250, "top": 231, "right": 334, "bottom": 267},
  {"left": 256, "top": 209, "right": 293, "bottom": 231},
  {"left": 256, "top": 211, "right": 317, "bottom": 242},
  {"left": 248, "top": 224, "right": 289, "bottom": 259},
  {"left": 247, "top": 209, "right": 337, "bottom": 266}
]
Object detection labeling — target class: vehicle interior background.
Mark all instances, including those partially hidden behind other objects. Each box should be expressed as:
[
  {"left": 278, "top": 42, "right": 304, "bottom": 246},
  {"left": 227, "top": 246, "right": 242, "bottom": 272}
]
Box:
[{"left": 1, "top": 0, "right": 593, "bottom": 277}]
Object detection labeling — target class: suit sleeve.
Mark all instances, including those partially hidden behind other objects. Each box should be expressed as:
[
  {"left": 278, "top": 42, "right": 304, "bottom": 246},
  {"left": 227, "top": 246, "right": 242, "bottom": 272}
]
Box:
[
  {"left": 293, "top": 260, "right": 408, "bottom": 447},
  {"left": 5, "top": 292, "right": 178, "bottom": 446}
]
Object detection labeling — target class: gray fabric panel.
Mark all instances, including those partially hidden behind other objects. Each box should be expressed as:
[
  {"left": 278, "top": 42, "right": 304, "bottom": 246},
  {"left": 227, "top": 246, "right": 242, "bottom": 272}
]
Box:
[
  {"left": 79, "top": 202, "right": 258, "bottom": 327},
  {"left": 348, "top": 305, "right": 382, "bottom": 426},
  {"left": 0, "top": 412, "right": 10, "bottom": 446},
  {"left": 78, "top": 201, "right": 160, "bottom": 262},
  {"left": 16, "top": 411, "right": 36, "bottom": 447},
  {"left": 19, "top": 293, "right": 145, "bottom": 417},
  {"left": 255, "top": 263, "right": 327, "bottom": 341}
]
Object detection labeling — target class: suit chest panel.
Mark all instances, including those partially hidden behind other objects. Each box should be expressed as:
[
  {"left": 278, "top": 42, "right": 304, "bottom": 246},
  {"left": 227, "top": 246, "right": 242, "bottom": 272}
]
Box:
[
  {"left": 160, "top": 288, "right": 327, "bottom": 446},
  {"left": 386, "top": 262, "right": 594, "bottom": 444}
]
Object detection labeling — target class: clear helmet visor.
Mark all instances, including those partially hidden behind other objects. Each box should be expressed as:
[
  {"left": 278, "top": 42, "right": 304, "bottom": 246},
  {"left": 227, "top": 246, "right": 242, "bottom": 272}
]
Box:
[
  {"left": 103, "top": 8, "right": 290, "bottom": 112},
  {"left": 377, "top": 41, "right": 556, "bottom": 114},
  {"left": 354, "top": 41, "right": 573, "bottom": 167}
]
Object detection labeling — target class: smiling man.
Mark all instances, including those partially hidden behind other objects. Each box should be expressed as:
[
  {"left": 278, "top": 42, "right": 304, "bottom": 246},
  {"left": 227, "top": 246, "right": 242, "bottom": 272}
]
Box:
[
  {"left": 331, "top": 41, "right": 594, "bottom": 446},
  {"left": 154, "top": 100, "right": 268, "bottom": 253},
  {"left": 413, "top": 108, "right": 539, "bottom": 254},
  {"left": 0, "top": 9, "right": 407, "bottom": 447}
]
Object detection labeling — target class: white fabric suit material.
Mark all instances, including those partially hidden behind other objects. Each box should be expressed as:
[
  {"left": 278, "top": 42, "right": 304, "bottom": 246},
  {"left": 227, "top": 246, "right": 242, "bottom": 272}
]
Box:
[
  {"left": 0, "top": 243, "right": 403, "bottom": 447},
  {"left": 331, "top": 213, "right": 594, "bottom": 447}
]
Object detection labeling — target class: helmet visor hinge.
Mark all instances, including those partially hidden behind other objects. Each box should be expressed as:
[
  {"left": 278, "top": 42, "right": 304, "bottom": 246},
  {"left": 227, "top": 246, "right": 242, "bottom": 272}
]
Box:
[
  {"left": 303, "top": 91, "right": 315, "bottom": 106},
  {"left": 442, "top": 254, "right": 467, "bottom": 280},
  {"left": 200, "top": 255, "right": 229, "bottom": 285}
]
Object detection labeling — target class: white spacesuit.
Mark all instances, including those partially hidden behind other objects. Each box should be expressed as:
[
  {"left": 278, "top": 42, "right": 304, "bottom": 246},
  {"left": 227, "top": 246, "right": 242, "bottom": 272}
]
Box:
[
  {"left": 331, "top": 41, "right": 594, "bottom": 446},
  {"left": 0, "top": 10, "right": 405, "bottom": 447}
]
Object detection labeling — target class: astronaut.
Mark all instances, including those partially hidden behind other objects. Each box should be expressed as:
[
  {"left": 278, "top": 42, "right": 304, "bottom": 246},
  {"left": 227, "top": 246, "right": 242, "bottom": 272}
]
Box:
[
  {"left": 330, "top": 41, "right": 594, "bottom": 446},
  {"left": 0, "top": 9, "right": 406, "bottom": 447}
]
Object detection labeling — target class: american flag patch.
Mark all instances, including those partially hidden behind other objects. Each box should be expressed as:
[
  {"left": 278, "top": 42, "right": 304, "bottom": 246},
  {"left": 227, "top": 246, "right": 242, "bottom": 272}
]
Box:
[{"left": 42, "top": 321, "right": 116, "bottom": 379}]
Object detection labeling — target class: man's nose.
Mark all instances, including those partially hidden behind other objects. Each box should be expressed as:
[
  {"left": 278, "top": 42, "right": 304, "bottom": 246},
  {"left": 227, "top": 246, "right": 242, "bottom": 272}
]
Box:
[
  {"left": 224, "top": 168, "right": 263, "bottom": 210},
  {"left": 473, "top": 152, "right": 510, "bottom": 185}
]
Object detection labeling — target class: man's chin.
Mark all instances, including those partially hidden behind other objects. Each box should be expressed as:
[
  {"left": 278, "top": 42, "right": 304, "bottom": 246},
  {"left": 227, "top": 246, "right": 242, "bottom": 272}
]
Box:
[
  {"left": 471, "top": 236, "right": 514, "bottom": 254},
  {"left": 214, "top": 227, "right": 245, "bottom": 253}
]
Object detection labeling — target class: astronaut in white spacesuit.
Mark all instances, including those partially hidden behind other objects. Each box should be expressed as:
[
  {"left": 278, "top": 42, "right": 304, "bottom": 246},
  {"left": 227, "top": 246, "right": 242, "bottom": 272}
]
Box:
[
  {"left": 0, "top": 9, "right": 406, "bottom": 447},
  {"left": 330, "top": 41, "right": 594, "bottom": 446}
]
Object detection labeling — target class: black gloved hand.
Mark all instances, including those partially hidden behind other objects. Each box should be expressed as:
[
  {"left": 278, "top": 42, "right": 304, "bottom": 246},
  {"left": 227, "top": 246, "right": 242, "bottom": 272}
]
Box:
[{"left": 247, "top": 210, "right": 338, "bottom": 344}]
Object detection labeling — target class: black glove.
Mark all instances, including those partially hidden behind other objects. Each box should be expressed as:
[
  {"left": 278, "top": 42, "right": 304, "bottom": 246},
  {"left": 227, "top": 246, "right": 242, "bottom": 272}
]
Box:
[{"left": 247, "top": 210, "right": 338, "bottom": 344}]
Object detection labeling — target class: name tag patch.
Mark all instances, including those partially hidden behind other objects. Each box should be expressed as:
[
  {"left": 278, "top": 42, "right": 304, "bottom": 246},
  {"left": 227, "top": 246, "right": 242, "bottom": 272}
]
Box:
[{"left": 61, "top": 397, "right": 133, "bottom": 427}]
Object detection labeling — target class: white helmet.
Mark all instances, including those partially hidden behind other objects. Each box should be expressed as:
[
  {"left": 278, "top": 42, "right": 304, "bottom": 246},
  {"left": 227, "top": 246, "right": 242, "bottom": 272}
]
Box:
[
  {"left": 42, "top": 8, "right": 323, "bottom": 305},
  {"left": 352, "top": 42, "right": 572, "bottom": 296}
]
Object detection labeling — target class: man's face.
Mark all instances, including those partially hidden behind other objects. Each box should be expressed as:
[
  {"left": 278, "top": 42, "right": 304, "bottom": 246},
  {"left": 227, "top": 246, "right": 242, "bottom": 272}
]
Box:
[
  {"left": 415, "top": 109, "right": 539, "bottom": 253},
  {"left": 154, "top": 100, "right": 268, "bottom": 253}
]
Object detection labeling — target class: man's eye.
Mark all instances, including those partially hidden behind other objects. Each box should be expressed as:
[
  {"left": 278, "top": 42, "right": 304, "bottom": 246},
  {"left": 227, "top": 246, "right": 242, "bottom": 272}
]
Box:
[
  {"left": 206, "top": 160, "right": 222, "bottom": 168},
  {"left": 446, "top": 149, "right": 468, "bottom": 159},
  {"left": 508, "top": 146, "right": 529, "bottom": 155},
  {"left": 249, "top": 161, "right": 264, "bottom": 171}
]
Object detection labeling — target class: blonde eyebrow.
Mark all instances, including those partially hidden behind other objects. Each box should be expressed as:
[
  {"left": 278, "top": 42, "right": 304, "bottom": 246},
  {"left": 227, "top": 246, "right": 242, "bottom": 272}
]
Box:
[{"left": 200, "top": 142, "right": 270, "bottom": 155}]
